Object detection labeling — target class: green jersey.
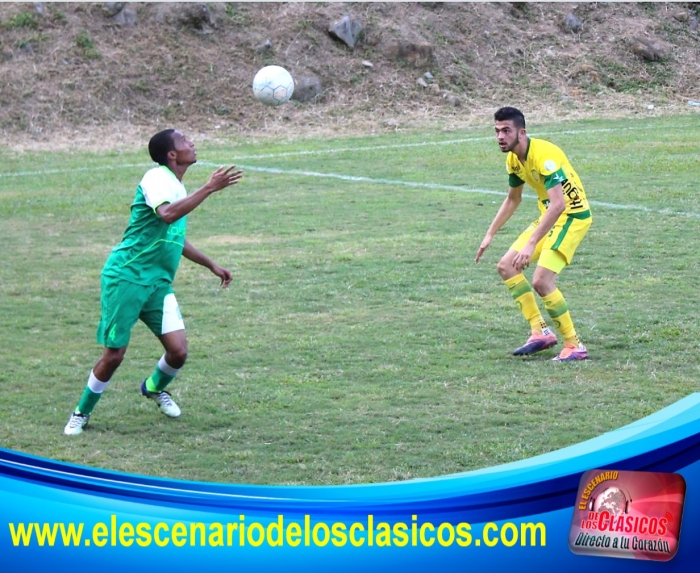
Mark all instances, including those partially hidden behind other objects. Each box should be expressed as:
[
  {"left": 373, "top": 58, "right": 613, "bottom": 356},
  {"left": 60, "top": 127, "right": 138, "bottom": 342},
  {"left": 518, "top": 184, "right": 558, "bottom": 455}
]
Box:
[{"left": 102, "top": 166, "right": 187, "bottom": 285}]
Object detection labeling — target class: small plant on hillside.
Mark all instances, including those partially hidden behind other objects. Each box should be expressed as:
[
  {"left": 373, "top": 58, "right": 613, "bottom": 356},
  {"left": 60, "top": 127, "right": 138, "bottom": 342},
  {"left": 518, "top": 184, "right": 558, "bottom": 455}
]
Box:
[
  {"left": 224, "top": 3, "right": 251, "bottom": 26},
  {"left": 10, "top": 32, "right": 50, "bottom": 55},
  {"left": 3, "top": 11, "right": 39, "bottom": 30},
  {"left": 296, "top": 18, "right": 315, "bottom": 32},
  {"left": 638, "top": 2, "right": 659, "bottom": 14},
  {"left": 75, "top": 29, "right": 100, "bottom": 60},
  {"left": 592, "top": 56, "right": 676, "bottom": 93},
  {"left": 51, "top": 11, "right": 68, "bottom": 26}
]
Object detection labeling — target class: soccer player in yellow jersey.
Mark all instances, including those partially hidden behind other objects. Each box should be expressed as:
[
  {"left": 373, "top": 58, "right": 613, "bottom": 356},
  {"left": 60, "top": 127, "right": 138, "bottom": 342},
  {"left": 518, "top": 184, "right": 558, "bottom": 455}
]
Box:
[{"left": 475, "top": 107, "right": 592, "bottom": 361}]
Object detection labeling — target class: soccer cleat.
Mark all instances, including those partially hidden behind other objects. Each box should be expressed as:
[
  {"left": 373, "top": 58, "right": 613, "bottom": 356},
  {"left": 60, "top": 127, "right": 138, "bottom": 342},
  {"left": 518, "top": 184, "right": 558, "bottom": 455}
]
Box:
[
  {"left": 141, "top": 381, "right": 181, "bottom": 418},
  {"left": 552, "top": 343, "right": 589, "bottom": 362},
  {"left": 63, "top": 412, "right": 90, "bottom": 436},
  {"left": 513, "top": 333, "right": 558, "bottom": 356}
]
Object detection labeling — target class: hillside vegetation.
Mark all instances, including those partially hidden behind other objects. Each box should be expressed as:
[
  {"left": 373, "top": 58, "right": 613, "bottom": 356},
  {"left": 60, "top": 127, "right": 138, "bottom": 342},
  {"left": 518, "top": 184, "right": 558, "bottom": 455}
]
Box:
[{"left": 1, "top": 2, "right": 699, "bottom": 149}]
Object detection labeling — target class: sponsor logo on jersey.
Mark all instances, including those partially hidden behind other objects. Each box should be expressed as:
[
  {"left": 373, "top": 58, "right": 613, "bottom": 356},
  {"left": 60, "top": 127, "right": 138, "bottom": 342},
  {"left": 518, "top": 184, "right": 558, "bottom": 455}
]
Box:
[{"left": 562, "top": 178, "right": 585, "bottom": 210}]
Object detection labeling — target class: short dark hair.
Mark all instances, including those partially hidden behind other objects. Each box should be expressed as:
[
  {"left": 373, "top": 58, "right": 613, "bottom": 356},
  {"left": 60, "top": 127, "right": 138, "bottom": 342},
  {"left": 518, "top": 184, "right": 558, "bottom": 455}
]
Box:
[
  {"left": 148, "top": 129, "right": 176, "bottom": 165},
  {"left": 494, "top": 107, "right": 526, "bottom": 130}
]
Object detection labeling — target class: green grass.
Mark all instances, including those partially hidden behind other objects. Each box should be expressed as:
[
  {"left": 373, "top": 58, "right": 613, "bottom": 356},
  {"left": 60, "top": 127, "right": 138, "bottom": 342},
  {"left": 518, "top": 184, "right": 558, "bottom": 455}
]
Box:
[
  {"left": 1, "top": 115, "right": 699, "bottom": 485},
  {"left": 1, "top": 11, "right": 39, "bottom": 30},
  {"left": 75, "top": 29, "right": 101, "bottom": 60}
]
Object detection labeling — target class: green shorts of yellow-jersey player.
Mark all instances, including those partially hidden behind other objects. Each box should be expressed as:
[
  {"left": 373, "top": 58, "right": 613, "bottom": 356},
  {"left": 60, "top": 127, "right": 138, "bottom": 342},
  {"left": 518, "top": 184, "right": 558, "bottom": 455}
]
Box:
[
  {"left": 511, "top": 210, "right": 592, "bottom": 274},
  {"left": 96, "top": 276, "right": 185, "bottom": 348}
]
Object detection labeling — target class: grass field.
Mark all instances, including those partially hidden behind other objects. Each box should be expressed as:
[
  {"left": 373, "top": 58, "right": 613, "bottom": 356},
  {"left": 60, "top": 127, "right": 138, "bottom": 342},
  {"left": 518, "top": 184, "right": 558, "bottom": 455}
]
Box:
[{"left": 1, "top": 114, "right": 699, "bottom": 485}]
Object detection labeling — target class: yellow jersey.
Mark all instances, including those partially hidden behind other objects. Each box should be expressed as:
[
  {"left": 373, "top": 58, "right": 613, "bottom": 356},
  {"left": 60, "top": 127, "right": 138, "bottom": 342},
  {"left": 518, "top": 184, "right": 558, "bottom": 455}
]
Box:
[{"left": 506, "top": 138, "right": 590, "bottom": 216}]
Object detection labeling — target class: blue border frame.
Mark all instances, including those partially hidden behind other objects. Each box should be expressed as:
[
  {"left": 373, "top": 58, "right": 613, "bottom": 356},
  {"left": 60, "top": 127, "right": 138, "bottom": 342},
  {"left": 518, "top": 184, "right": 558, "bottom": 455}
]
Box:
[{"left": 2, "top": 393, "right": 699, "bottom": 571}]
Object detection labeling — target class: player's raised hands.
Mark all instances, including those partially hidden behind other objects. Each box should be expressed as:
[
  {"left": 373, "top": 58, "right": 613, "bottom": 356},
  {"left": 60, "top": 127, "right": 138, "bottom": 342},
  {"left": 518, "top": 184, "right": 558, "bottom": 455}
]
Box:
[{"left": 207, "top": 165, "right": 243, "bottom": 192}]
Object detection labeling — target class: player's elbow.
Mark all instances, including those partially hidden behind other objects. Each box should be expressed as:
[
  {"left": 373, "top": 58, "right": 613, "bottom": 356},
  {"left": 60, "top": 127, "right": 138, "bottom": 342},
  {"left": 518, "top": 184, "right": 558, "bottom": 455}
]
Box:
[
  {"left": 157, "top": 206, "right": 179, "bottom": 225},
  {"left": 550, "top": 197, "right": 565, "bottom": 216},
  {"left": 160, "top": 213, "right": 178, "bottom": 225},
  {"left": 505, "top": 195, "right": 521, "bottom": 212},
  {"left": 507, "top": 186, "right": 523, "bottom": 204}
]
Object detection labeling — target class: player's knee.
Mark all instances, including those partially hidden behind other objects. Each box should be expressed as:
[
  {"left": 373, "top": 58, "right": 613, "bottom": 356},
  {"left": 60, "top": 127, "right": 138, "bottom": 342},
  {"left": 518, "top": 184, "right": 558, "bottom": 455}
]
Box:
[
  {"left": 103, "top": 347, "right": 127, "bottom": 370},
  {"left": 532, "top": 275, "right": 554, "bottom": 296},
  {"left": 167, "top": 344, "right": 188, "bottom": 369},
  {"left": 496, "top": 257, "right": 510, "bottom": 278}
]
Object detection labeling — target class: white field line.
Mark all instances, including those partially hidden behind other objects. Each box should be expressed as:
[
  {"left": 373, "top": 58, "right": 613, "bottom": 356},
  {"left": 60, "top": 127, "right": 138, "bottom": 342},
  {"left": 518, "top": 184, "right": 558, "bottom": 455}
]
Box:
[
  {"left": 0, "top": 121, "right": 678, "bottom": 178},
  {"left": 0, "top": 121, "right": 696, "bottom": 218},
  {"left": 2, "top": 159, "right": 697, "bottom": 219},
  {"left": 0, "top": 163, "right": 151, "bottom": 179},
  {"left": 202, "top": 162, "right": 700, "bottom": 220}
]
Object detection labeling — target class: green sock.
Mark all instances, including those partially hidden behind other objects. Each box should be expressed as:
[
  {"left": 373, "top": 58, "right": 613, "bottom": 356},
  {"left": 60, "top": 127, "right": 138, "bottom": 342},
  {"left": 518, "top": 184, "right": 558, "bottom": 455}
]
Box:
[
  {"left": 76, "top": 371, "right": 110, "bottom": 415},
  {"left": 543, "top": 288, "right": 580, "bottom": 346},
  {"left": 505, "top": 273, "right": 551, "bottom": 335},
  {"left": 145, "top": 354, "right": 181, "bottom": 393}
]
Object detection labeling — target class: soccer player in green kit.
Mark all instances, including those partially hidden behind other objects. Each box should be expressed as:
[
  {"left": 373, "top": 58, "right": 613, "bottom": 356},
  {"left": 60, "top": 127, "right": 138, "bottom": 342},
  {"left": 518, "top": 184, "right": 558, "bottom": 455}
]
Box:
[
  {"left": 476, "top": 107, "right": 592, "bottom": 362},
  {"left": 64, "top": 129, "right": 243, "bottom": 435}
]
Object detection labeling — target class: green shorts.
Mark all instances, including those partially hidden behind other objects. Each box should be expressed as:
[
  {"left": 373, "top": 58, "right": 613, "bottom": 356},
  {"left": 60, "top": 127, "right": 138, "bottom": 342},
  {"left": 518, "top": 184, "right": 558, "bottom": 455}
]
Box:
[
  {"left": 96, "top": 276, "right": 185, "bottom": 348},
  {"left": 511, "top": 210, "right": 592, "bottom": 273}
]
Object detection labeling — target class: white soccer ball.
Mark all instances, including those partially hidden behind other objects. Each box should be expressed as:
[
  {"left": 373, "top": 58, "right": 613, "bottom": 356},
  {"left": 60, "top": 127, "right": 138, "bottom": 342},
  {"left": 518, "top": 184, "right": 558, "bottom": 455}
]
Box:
[{"left": 252, "top": 65, "right": 294, "bottom": 107}]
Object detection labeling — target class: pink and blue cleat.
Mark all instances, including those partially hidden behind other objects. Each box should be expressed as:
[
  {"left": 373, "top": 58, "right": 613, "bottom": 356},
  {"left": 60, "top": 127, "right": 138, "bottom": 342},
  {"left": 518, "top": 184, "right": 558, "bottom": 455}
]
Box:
[
  {"left": 552, "top": 343, "right": 588, "bottom": 362},
  {"left": 513, "top": 333, "right": 558, "bottom": 356}
]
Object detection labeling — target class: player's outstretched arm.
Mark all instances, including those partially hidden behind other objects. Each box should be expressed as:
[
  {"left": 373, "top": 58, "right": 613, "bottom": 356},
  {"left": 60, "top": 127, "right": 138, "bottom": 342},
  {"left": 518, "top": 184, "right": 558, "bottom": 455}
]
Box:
[
  {"left": 157, "top": 166, "right": 243, "bottom": 224},
  {"left": 475, "top": 185, "right": 523, "bottom": 263},
  {"left": 475, "top": 235, "right": 493, "bottom": 263},
  {"left": 182, "top": 240, "right": 233, "bottom": 288}
]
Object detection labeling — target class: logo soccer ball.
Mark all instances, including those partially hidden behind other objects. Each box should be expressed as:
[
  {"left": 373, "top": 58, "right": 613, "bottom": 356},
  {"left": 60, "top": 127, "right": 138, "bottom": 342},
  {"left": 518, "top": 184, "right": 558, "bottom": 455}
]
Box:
[{"left": 252, "top": 65, "right": 294, "bottom": 107}]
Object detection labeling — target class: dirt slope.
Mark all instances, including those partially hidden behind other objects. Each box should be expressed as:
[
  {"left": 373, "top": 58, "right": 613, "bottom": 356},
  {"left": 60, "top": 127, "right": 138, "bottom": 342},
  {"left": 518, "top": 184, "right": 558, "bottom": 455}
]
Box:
[{"left": 1, "top": 2, "right": 699, "bottom": 149}]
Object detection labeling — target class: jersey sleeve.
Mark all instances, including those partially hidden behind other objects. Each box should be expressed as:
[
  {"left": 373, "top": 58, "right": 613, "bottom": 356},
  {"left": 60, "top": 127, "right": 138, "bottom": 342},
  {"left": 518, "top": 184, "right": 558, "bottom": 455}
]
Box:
[
  {"left": 540, "top": 156, "right": 567, "bottom": 190},
  {"left": 509, "top": 172, "right": 525, "bottom": 187},
  {"left": 506, "top": 154, "right": 525, "bottom": 188},
  {"left": 140, "top": 168, "right": 179, "bottom": 213}
]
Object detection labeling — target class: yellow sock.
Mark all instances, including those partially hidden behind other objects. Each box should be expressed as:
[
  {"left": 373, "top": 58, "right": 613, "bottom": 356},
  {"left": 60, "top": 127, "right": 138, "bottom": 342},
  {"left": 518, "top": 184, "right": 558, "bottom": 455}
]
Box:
[
  {"left": 542, "top": 288, "right": 580, "bottom": 346},
  {"left": 505, "top": 274, "right": 550, "bottom": 335}
]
